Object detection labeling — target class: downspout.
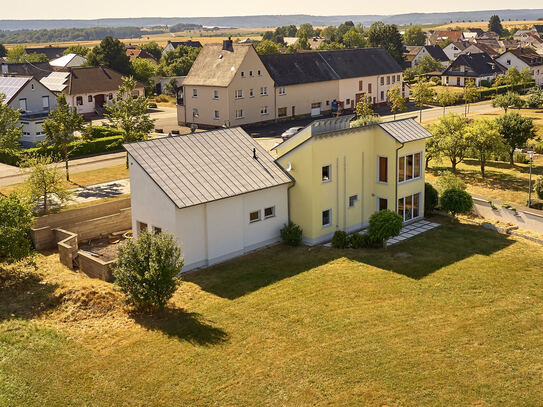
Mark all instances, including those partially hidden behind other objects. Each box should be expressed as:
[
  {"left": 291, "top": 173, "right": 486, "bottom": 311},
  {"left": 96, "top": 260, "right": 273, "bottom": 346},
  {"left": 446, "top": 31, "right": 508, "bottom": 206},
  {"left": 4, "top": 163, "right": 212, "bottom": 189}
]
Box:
[
  {"left": 287, "top": 181, "right": 295, "bottom": 223},
  {"left": 395, "top": 142, "right": 405, "bottom": 213},
  {"left": 183, "top": 85, "right": 187, "bottom": 125}
]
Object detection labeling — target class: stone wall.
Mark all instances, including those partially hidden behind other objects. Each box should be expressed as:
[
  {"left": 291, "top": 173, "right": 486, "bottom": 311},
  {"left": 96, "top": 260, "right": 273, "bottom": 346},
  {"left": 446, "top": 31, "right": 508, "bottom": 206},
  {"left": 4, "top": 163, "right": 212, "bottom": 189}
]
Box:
[
  {"left": 56, "top": 229, "right": 78, "bottom": 270},
  {"left": 78, "top": 251, "right": 115, "bottom": 282}
]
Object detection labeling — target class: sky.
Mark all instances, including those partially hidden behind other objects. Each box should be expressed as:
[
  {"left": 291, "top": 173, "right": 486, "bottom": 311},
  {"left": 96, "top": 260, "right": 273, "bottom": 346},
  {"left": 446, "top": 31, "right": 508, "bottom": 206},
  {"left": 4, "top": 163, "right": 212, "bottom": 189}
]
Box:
[{"left": 2, "top": 0, "right": 543, "bottom": 19}]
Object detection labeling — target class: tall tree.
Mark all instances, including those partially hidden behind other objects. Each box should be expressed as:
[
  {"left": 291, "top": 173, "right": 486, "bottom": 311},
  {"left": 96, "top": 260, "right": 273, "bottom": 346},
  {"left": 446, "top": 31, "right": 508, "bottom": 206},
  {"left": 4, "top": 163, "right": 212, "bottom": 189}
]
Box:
[
  {"left": 429, "top": 114, "right": 470, "bottom": 172},
  {"left": 255, "top": 40, "right": 281, "bottom": 55},
  {"left": 0, "top": 43, "right": 6, "bottom": 58},
  {"left": 411, "top": 77, "right": 435, "bottom": 122},
  {"left": 462, "top": 80, "right": 479, "bottom": 115},
  {"left": 86, "top": 36, "right": 131, "bottom": 74},
  {"left": 5, "top": 45, "right": 47, "bottom": 63},
  {"left": 43, "top": 94, "right": 84, "bottom": 181},
  {"left": 297, "top": 23, "right": 315, "bottom": 38},
  {"left": 342, "top": 28, "right": 366, "bottom": 48},
  {"left": 495, "top": 112, "right": 536, "bottom": 165},
  {"left": 465, "top": 118, "right": 504, "bottom": 177},
  {"left": 403, "top": 25, "right": 426, "bottom": 46},
  {"left": 488, "top": 15, "right": 504, "bottom": 36},
  {"left": 0, "top": 94, "right": 22, "bottom": 150},
  {"left": 131, "top": 57, "right": 157, "bottom": 87},
  {"left": 0, "top": 194, "right": 33, "bottom": 263},
  {"left": 367, "top": 22, "right": 404, "bottom": 64},
  {"left": 414, "top": 55, "right": 444, "bottom": 75},
  {"left": 435, "top": 89, "right": 458, "bottom": 116},
  {"left": 386, "top": 84, "right": 406, "bottom": 119},
  {"left": 63, "top": 45, "right": 90, "bottom": 57}
]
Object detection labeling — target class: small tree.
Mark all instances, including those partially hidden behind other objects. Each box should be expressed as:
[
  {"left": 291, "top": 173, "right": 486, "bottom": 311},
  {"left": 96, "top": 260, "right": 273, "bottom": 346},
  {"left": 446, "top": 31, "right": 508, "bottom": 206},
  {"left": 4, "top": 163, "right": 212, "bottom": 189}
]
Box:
[
  {"left": 465, "top": 118, "right": 505, "bottom": 178},
  {"left": 526, "top": 87, "right": 543, "bottom": 108},
  {"left": 534, "top": 177, "right": 543, "bottom": 200},
  {"left": 462, "top": 80, "right": 479, "bottom": 115},
  {"left": 113, "top": 231, "right": 183, "bottom": 312},
  {"left": 387, "top": 84, "right": 406, "bottom": 119},
  {"left": 411, "top": 77, "right": 435, "bottom": 122},
  {"left": 414, "top": 55, "right": 444, "bottom": 75},
  {"left": 43, "top": 93, "right": 84, "bottom": 181},
  {"left": 424, "top": 182, "right": 439, "bottom": 215},
  {"left": 491, "top": 91, "right": 524, "bottom": 113},
  {"left": 435, "top": 89, "right": 458, "bottom": 116},
  {"left": 440, "top": 188, "right": 473, "bottom": 221},
  {"left": 429, "top": 114, "right": 470, "bottom": 172},
  {"left": 519, "top": 66, "right": 534, "bottom": 88},
  {"left": 504, "top": 67, "right": 522, "bottom": 88},
  {"left": 356, "top": 96, "right": 374, "bottom": 118},
  {"left": 21, "top": 155, "right": 71, "bottom": 214},
  {"left": 0, "top": 93, "right": 22, "bottom": 150},
  {"left": 496, "top": 112, "right": 536, "bottom": 165},
  {"left": 0, "top": 194, "right": 33, "bottom": 263},
  {"left": 131, "top": 58, "right": 157, "bottom": 88},
  {"left": 367, "top": 209, "right": 403, "bottom": 248}
]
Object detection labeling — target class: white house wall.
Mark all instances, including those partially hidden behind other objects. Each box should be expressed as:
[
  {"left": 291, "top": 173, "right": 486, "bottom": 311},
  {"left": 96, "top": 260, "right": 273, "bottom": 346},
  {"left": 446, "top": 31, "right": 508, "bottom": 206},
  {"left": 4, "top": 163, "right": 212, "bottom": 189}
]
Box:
[{"left": 495, "top": 53, "right": 543, "bottom": 86}]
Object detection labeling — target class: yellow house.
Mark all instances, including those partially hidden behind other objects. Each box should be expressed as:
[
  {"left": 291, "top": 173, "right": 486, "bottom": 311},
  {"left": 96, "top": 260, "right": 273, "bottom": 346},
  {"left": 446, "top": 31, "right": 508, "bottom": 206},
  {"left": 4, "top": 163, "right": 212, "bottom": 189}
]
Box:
[{"left": 275, "top": 116, "right": 432, "bottom": 245}]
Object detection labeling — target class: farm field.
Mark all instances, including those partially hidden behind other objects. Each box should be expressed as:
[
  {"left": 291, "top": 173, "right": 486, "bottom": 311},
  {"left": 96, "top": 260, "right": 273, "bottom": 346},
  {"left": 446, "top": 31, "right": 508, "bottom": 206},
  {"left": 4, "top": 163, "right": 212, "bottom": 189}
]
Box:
[
  {"left": 1, "top": 220, "right": 543, "bottom": 406},
  {"left": 429, "top": 20, "right": 542, "bottom": 31}
]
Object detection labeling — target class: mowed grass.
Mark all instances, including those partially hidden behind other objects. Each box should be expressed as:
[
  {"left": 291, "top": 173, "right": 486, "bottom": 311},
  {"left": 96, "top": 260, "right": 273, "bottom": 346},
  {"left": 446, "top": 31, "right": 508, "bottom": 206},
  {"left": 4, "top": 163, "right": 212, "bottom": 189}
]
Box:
[{"left": 1, "top": 221, "right": 543, "bottom": 406}]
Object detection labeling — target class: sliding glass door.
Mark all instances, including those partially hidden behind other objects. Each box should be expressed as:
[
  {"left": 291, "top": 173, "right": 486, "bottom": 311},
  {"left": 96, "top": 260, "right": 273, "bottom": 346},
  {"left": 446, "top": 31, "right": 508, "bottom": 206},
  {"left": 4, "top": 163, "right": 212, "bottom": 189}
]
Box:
[{"left": 398, "top": 192, "right": 420, "bottom": 222}]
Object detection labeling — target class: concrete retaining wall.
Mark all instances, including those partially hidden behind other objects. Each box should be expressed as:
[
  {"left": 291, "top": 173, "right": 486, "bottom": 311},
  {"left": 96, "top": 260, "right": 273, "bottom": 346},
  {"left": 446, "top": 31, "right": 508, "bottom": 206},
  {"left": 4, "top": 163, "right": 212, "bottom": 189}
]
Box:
[
  {"left": 56, "top": 229, "right": 78, "bottom": 270},
  {"left": 472, "top": 198, "right": 543, "bottom": 234},
  {"left": 78, "top": 251, "right": 115, "bottom": 282}
]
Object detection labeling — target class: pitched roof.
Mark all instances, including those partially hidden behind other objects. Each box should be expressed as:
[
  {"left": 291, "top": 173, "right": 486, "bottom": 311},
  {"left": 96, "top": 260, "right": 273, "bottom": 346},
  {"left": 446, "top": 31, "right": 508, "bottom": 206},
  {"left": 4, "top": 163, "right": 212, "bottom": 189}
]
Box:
[
  {"left": 533, "top": 25, "right": 543, "bottom": 34},
  {"left": 444, "top": 52, "right": 506, "bottom": 77},
  {"left": 421, "top": 45, "right": 449, "bottom": 62},
  {"left": 25, "top": 46, "right": 68, "bottom": 60},
  {"left": 260, "top": 48, "right": 402, "bottom": 87},
  {"left": 124, "top": 127, "right": 292, "bottom": 209},
  {"left": 378, "top": 119, "right": 433, "bottom": 143},
  {"left": 0, "top": 76, "right": 31, "bottom": 104},
  {"left": 126, "top": 48, "right": 157, "bottom": 63},
  {"left": 183, "top": 44, "right": 252, "bottom": 87},
  {"left": 49, "top": 53, "right": 87, "bottom": 68},
  {"left": 168, "top": 40, "right": 203, "bottom": 49},
  {"left": 1, "top": 62, "right": 54, "bottom": 80},
  {"left": 503, "top": 48, "right": 543, "bottom": 66},
  {"left": 462, "top": 43, "right": 500, "bottom": 58}
]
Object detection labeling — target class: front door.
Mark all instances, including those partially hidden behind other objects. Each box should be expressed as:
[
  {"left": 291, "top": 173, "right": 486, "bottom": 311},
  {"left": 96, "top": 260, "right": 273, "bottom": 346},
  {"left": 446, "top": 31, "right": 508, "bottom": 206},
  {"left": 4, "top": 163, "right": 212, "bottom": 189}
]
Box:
[
  {"left": 291, "top": 106, "right": 295, "bottom": 118},
  {"left": 94, "top": 94, "right": 105, "bottom": 107}
]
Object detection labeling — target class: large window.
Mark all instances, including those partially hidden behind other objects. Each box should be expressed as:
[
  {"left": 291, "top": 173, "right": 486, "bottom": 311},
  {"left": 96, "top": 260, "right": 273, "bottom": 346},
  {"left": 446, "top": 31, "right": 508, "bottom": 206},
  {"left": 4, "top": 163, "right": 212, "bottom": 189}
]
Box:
[
  {"left": 42, "top": 96, "right": 49, "bottom": 109},
  {"left": 378, "top": 156, "right": 388, "bottom": 183},
  {"left": 260, "top": 87, "right": 268, "bottom": 96},
  {"left": 398, "top": 193, "right": 420, "bottom": 221},
  {"left": 322, "top": 165, "right": 331, "bottom": 183},
  {"left": 279, "top": 87, "right": 286, "bottom": 95},
  {"left": 19, "top": 98, "right": 27, "bottom": 111},
  {"left": 322, "top": 209, "right": 332, "bottom": 227},
  {"left": 398, "top": 152, "right": 421, "bottom": 183}
]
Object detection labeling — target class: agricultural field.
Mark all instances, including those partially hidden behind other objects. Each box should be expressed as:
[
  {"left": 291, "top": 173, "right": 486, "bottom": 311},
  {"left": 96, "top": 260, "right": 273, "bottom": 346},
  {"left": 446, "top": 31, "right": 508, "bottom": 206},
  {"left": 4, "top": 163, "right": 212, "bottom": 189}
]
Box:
[{"left": 428, "top": 20, "right": 542, "bottom": 31}]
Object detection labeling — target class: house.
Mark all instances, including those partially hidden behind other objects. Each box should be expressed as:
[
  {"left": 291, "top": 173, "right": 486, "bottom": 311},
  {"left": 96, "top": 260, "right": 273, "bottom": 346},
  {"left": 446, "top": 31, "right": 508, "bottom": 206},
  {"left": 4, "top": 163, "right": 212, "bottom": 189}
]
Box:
[
  {"left": 25, "top": 45, "right": 68, "bottom": 60},
  {"left": 403, "top": 46, "right": 422, "bottom": 68},
  {"left": 163, "top": 40, "right": 203, "bottom": 54},
  {"left": 49, "top": 53, "right": 87, "bottom": 68},
  {"left": 496, "top": 48, "right": 543, "bottom": 86},
  {"left": 410, "top": 45, "right": 449, "bottom": 68},
  {"left": 40, "top": 66, "right": 145, "bottom": 115},
  {"left": 441, "top": 52, "right": 506, "bottom": 86},
  {"left": 282, "top": 36, "right": 326, "bottom": 50},
  {"left": 427, "top": 30, "right": 464, "bottom": 46},
  {"left": 179, "top": 40, "right": 405, "bottom": 127},
  {"left": 442, "top": 41, "right": 470, "bottom": 60},
  {"left": 0, "top": 76, "right": 58, "bottom": 146},
  {"left": 126, "top": 48, "right": 158, "bottom": 64},
  {"left": 460, "top": 42, "right": 501, "bottom": 59},
  {"left": 1, "top": 62, "right": 54, "bottom": 80},
  {"left": 519, "top": 34, "right": 543, "bottom": 54},
  {"left": 513, "top": 29, "right": 537, "bottom": 41},
  {"left": 274, "top": 116, "right": 432, "bottom": 245},
  {"left": 533, "top": 25, "right": 543, "bottom": 37},
  {"left": 124, "top": 127, "right": 292, "bottom": 271},
  {"left": 470, "top": 39, "right": 504, "bottom": 56}
]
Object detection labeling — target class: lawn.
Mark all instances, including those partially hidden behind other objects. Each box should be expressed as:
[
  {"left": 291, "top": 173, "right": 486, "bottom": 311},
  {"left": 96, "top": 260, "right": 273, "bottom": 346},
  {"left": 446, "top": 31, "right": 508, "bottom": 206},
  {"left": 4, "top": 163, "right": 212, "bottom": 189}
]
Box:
[{"left": 1, "top": 220, "right": 543, "bottom": 406}]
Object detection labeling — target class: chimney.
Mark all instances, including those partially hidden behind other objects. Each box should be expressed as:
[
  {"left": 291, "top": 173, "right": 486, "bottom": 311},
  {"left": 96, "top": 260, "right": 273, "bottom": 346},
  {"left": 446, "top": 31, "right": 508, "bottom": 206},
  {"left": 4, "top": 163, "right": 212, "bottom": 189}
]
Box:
[
  {"left": 1, "top": 63, "right": 7, "bottom": 76},
  {"left": 222, "top": 37, "right": 234, "bottom": 52}
]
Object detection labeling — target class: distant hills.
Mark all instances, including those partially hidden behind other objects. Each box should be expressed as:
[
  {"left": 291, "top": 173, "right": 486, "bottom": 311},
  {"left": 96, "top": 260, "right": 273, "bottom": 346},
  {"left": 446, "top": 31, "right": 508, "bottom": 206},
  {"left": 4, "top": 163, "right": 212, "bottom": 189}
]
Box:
[{"left": 1, "top": 9, "right": 543, "bottom": 31}]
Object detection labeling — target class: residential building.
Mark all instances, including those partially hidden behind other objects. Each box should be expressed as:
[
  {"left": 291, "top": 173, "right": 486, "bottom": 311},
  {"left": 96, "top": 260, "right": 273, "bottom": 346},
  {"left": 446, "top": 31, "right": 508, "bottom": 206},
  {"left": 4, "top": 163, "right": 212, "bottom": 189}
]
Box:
[
  {"left": 409, "top": 45, "right": 450, "bottom": 69},
  {"left": 426, "top": 30, "right": 464, "bottom": 46},
  {"left": 25, "top": 45, "right": 68, "bottom": 60},
  {"left": 163, "top": 40, "right": 203, "bottom": 54},
  {"left": 533, "top": 25, "right": 543, "bottom": 37},
  {"left": 274, "top": 116, "right": 432, "bottom": 245},
  {"left": 460, "top": 43, "right": 501, "bottom": 59},
  {"left": 282, "top": 36, "right": 327, "bottom": 50},
  {"left": 126, "top": 48, "right": 158, "bottom": 64},
  {"left": 496, "top": 48, "right": 543, "bottom": 86},
  {"left": 49, "top": 53, "right": 87, "bottom": 68},
  {"left": 1, "top": 62, "right": 54, "bottom": 80},
  {"left": 0, "top": 76, "right": 58, "bottom": 146},
  {"left": 125, "top": 127, "right": 292, "bottom": 272},
  {"left": 442, "top": 41, "right": 470, "bottom": 60},
  {"left": 40, "top": 66, "right": 145, "bottom": 116},
  {"left": 441, "top": 52, "right": 506, "bottom": 86}
]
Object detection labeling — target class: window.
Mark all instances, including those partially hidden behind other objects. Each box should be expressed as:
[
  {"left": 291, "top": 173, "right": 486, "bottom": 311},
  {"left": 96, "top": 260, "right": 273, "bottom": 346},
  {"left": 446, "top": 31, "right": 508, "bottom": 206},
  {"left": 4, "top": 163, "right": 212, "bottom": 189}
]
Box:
[
  {"left": 31, "top": 83, "right": 34, "bottom": 90},
  {"left": 153, "top": 226, "right": 162, "bottom": 234},
  {"left": 249, "top": 88, "right": 254, "bottom": 97},
  {"left": 235, "top": 109, "right": 244, "bottom": 119},
  {"left": 322, "top": 209, "right": 332, "bottom": 227},
  {"left": 398, "top": 152, "right": 422, "bottom": 183},
  {"left": 264, "top": 206, "right": 275, "bottom": 218},
  {"left": 397, "top": 74, "right": 401, "bottom": 81},
  {"left": 392, "top": 75, "right": 396, "bottom": 84},
  {"left": 249, "top": 70, "right": 253, "bottom": 77},
  {"left": 322, "top": 165, "right": 331, "bottom": 183},
  {"left": 386, "top": 76, "right": 390, "bottom": 85},
  {"left": 311, "top": 102, "right": 321, "bottom": 109},
  {"left": 214, "top": 110, "right": 220, "bottom": 120},
  {"left": 192, "top": 108, "right": 199, "bottom": 117},
  {"left": 137, "top": 221, "right": 148, "bottom": 233},
  {"left": 235, "top": 89, "right": 244, "bottom": 99},
  {"left": 278, "top": 107, "right": 287, "bottom": 117},
  {"left": 42, "top": 96, "right": 49, "bottom": 109},
  {"left": 19, "top": 98, "right": 27, "bottom": 111},
  {"left": 378, "top": 198, "right": 388, "bottom": 211},
  {"left": 358, "top": 80, "right": 363, "bottom": 91},
  {"left": 506, "top": 59, "right": 511, "bottom": 65},
  {"left": 257, "top": 70, "right": 261, "bottom": 76},
  {"left": 249, "top": 210, "right": 260, "bottom": 223},
  {"left": 241, "top": 71, "right": 245, "bottom": 78},
  {"left": 380, "top": 91, "right": 384, "bottom": 101},
  {"left": 213, "top": 90, "right": 219, "bottom": 99},
  {"left": 260, "top": 87, "right": 268, "bottom": 96},
  {"left": 378, "top": 156, "right": 388, "bottom": 183},
  {"left": 398, "top": 193, "right": 420, "bottom": 221},
  {"left": 192, "top": 88, "right": 198, "bottom": 97},
  {"left": 88, "top": 95, "right": 93, "bottom": 102},
  {"left": 326, "top": 100, "right": 330, "bottom": 106},
  {"left": 380, "top": 77, "right": 384, "bottom": 85},
  {"left": 108, "top": 93, "right": 113, "bottom": 100},
  {"left": 368, "top": 83, "right": 372, "bottom": 93},
  {"left": 261, "top": 106, "right": 269, "bottom": 115},
  {"left": 346, "top": 98, "right": 351, "bottom": 105},
  {"left": 279, "top": 87, "right": 286, "bottom": 95},
  {"left": 349, "top": 194, "right": 358, "bottom": 208}
]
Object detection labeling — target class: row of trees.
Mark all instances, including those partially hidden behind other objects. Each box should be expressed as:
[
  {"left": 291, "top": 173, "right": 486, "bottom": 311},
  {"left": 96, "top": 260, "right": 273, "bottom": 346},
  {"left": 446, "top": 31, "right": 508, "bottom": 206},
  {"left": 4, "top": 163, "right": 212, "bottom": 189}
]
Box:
[{"left": 0, "top": 27, "right": 144, "bottom": 44}]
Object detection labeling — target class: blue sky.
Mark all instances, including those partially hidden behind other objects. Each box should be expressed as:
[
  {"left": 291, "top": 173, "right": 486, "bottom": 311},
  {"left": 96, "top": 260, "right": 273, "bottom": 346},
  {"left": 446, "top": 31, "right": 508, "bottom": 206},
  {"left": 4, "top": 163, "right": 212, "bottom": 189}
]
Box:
[{"left": 2, "top": 0, "right": 543, "bottom": 19}]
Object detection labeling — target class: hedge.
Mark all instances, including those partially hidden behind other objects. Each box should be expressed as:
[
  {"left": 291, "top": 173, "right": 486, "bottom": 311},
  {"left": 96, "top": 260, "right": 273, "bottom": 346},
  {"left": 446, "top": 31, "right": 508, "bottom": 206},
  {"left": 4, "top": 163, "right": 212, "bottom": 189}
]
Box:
[
  {"left": 83, "top": 126, "right": 125, "bottom": 140},
  {"left": 0, "top": 135, "right": 124, "bottom": 166}
]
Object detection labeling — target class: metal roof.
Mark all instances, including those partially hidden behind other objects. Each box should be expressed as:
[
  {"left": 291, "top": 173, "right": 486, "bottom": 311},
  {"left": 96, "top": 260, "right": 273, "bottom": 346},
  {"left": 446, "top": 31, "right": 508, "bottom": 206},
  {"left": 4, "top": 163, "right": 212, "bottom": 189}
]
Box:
[
  {"left": 378, "top": 118, "right": 433, "bottom": 143},
  {"left": 40, "top": 71, "right": 69, "bottom": 92},
  {"left": 124, "top": 127, "right": 292, "bottom": 209},
  {"left": 0, "top": 76, "right": 30, "bottom": 104}
]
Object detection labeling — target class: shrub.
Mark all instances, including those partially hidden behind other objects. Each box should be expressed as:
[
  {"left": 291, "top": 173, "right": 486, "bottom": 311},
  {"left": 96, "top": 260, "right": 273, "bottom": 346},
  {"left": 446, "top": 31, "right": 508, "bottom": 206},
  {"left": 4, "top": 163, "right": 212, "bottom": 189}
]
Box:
[
  {"left": 348, "top": 232, "right": 382, "bottom": 249},
  {"left": 513, "top": 152, "right": 529, "bottom": 164},
  {"left": 82, "top": 126, "right": 125, "bottom": 140},
  {"left": 440, "top": 188, "right": 473, "bottom": 220},
  {"left": 113, "top": 231, "right": 183, "bottom": 312},
  {"left": 331, "top": 230, "right": 348, "bottom": 248},
  {"left": 424, "top": 182, "right": 439, "bottom": 215},
  {"left": 436, "top": 172, "right": 466, "bottom": 193},
  {"left": 534, "top": 177, "right": 543, "bottom": 200},
  {"left": 429, "top": 76, "right": 441, "bottom": 85},
  {"left": 532, "top": 142, "right": 543, "bottom": 154},
  {"left": 148, "top": 102, "right": 158, "bottom": 108},
  {"left": 479, "top": 80, "right": 491, "bottom": 88},
  {"left": 0, "top": 194, "right": 33, "bottom": 263},
  {"left": 280, "top": 222, "right": 303, "bottom": 246},
  {"left": 367, "top": 210, "right": 403, "bottom": 246}
]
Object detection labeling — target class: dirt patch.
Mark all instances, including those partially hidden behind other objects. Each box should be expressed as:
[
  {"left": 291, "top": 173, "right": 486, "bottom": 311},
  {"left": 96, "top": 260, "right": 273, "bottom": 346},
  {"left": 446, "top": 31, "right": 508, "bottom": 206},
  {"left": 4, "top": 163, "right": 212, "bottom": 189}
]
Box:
[{"left": 78, "top": 232, "right": 131, "bottom": 262}]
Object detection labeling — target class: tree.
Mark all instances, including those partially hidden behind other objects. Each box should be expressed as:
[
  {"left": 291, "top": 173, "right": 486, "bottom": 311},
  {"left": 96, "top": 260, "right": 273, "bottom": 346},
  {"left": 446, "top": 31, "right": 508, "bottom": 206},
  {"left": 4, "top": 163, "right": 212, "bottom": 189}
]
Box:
[
  {"left": 504, "top": 66, "right": 522, "bottom": 87},
  {"left": 342, "top": 28, "right": 366, "bottom": 48},
  {"left": 488, "top": 15, "right": 504, "bottom": 36},
  {"left": 440, "top": 188, "right": 473, "bottom": 221},
  {"left": 465, "top": 118, "right": 504, "bottom": 177},
  {"left": 113, "top": 231, "right": 183, "bottom": 312},
  {"left": 0, "top": 194, "right": 33, "bottom": 263},
  {"left": 496, "top": 112, "right": 536, "bottom": 165},
  {"left": 403, "top": 25, "right": 426, "bottom": 46},
  {"left": 138, "top": 41, "right": 163, "bottom": 61},
  {"left": 414, "top": 55, "right": 444, "bottom": 75},
  {"left": 367, "top": 22, "right": 404, "bottom": 64},
  {"left": 43, "top": 94, "right": 84, "bottom": 181},
  {"left": 63, "top": 45, "right": 90, "bottom": 57},
  {"left": 280, "top": 222, "right": 303, "bottom": 246},
  {"left": 367, "top": 209, "right": 403, "bottom": 247},
  {"left": 158, "top": 45, "right": 200, "bottom": 77},
  {"left": 424, "top": 182, "right": 439, "bottom": 215},
  {"left": 321, "top": 26, "right": 338, "bottom": 41},
  {"left": 519, "top": 66, "right": 534, "bottom": 87},
  {"left": 526, "top": 87, "right": 543, "bottom": 108},
  {"left": 411, "top": 77, "right": 435, "bottom": 122},
  {"left": 5, "top": 45, "right": 47, "bottom": 63},
  {"left": 86, "top": 36, "right": 131, "bottom": 74},
  {"left": 255, "top": 40, "right": 281, "bottom": 55},
  {"left": 491, "top": 91, "right": 524, "bottom": 113},
  {"left": 386, "top": 84, "right": 406, "bottom": 119},
  {"left": 429, "top": 114, "right": 470, "bottom": 172},
  {"left": 317, "top": 41, "right": 345, "bottom": 50},
  {"left": 436, "top": 172, "right": 466, "bottom": 193},
  {"left": 0, "top": 94, "right": 22, "bottom": 150},
  {"left": 435, "top": 89, "right": 458, "bottom": 116},
  {"left": 356, "top": 96, "right": 374, "bottom": 118},
  {"left": 131, "top": 57, "right": 157, "bottom": 87},
  {"left": 21, "top": 155, "right": 71, "bottom": 214},
  {"left": 462, "top": 80, "right": 479, "bottom": 115},
  {"left": 163, "top": 77, "right": 179, "bottom": 96},
  {"left": 0, "top": 43, "right": 6, "bottom": 58},
  {"left": 297, "top": 23, "right": 315, "bottom": 38}
]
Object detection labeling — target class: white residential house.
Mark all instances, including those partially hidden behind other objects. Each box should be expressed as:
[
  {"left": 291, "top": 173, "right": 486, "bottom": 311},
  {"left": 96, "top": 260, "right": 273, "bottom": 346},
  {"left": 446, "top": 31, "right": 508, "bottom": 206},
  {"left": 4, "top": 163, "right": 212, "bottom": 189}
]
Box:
[
  {"left": 496, "top": 48, "right": 543, "bottom": 86},
  {"left": 49, "top": 53, "right": 87, "bottom": 68},
  {"left": 124, "top": 127, "right": 292, "bottom": 272},
  {"left": 0, "top": 76, "right": 58, "bottom": 146},
  {"left": 443, "top": 41, "right": 470, "bottom": 60}
]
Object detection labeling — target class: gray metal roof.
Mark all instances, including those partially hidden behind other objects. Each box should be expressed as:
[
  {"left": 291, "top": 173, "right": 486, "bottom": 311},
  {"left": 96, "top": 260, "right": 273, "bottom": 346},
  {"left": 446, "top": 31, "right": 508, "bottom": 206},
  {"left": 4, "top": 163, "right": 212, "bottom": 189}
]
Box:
[
  {"left": 124, "top": 127, "right": 292, "bottom": 209},
  {"left": 378, "top": 118, "right": 433, "bottom": 143},
  {"left": 0, "top": 76, "right": 30, "bottom": 104}
]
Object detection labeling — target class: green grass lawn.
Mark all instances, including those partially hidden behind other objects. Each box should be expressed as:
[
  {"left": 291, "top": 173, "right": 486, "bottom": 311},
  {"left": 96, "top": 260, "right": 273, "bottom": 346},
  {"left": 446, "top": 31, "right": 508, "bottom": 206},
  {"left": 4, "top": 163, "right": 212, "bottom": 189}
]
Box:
[{"left": 1, "top": 220, "right": 543, "bottom": 406}]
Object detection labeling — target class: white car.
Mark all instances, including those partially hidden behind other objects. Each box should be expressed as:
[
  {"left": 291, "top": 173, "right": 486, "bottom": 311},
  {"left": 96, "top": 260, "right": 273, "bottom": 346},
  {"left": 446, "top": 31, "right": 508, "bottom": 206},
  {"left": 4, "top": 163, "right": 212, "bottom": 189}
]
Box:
[{"left": 281, "top": 126, "right": 304, "bottom": 140}]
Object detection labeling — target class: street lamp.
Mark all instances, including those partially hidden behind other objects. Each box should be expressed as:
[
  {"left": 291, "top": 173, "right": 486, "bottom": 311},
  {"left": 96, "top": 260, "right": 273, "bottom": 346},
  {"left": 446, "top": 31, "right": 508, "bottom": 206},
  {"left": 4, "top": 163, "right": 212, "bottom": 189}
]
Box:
[{"left": 527, "top": 150, "right": 535, "bottom": 208}]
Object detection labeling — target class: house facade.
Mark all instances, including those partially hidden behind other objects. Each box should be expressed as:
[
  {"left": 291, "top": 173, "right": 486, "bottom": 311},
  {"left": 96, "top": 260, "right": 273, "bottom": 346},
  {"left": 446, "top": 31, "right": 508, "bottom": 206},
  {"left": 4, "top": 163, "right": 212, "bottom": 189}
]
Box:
[
  {"left": 163, "top": 40, "right": 203, "bottom": 54},
  {"left": 496, "top": 48, "right": 543, "bottom": 86},
  {"left": 0, "top": 76, "right": 58, "bottom": 146},
  {"left": 443, "top": 41, "right": 470, "bottom": 60},
  {"left": 275, "top": 117, "right": 431, "bottom": 245},
  {"left": 410, "top": 45, "right": 450, "bottom": 68},
  {"left": 441, "top": 52, "right": 506, "bottom": 87}
]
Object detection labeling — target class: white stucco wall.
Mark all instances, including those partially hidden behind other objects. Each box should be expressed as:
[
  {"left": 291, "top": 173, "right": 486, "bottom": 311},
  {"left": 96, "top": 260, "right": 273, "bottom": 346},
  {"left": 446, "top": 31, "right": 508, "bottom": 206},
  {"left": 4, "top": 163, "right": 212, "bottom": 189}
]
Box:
[{"left": 495, "top": 52, "right": 543, "bottom": 87}]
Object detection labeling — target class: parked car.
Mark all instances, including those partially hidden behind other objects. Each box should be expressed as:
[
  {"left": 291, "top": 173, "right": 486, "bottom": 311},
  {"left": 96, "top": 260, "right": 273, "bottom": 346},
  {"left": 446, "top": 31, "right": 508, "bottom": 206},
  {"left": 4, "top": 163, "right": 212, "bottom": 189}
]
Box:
[{"left": 281, "top": 126, "right": 304, "bottom": 140}]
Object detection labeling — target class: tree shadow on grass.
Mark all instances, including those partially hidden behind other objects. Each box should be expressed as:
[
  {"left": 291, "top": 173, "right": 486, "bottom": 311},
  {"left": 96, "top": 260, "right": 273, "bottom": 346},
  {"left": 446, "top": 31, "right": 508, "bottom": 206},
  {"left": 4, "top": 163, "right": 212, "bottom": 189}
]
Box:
[{"left": 131, "top": 308, "right": 228, "bottom": 346}]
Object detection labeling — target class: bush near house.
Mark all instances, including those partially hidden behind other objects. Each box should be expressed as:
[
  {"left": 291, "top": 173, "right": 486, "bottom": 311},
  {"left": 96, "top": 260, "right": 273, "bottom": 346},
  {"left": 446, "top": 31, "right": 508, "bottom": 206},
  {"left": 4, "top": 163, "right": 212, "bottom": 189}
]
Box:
[
  {"left": 0, "top": 194, "right": 33, "bottom": 263},
  {"left": 280, "top": 222, "right": 303, "bottom": 246},
  {"left": 440, "top": 188, "right": 473, "bottom": 220},
  {"left": 424, "top": 182, "right": 439, "bottom": 215},
  {"left": 367, "top": 210, "right": 403, "bottom": 246},
  {"left": 331, "top": 231, "right": 348, "bottom": 248},
  {"left": 82, "top": 126, "right": 125, "bottom": 140}
]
